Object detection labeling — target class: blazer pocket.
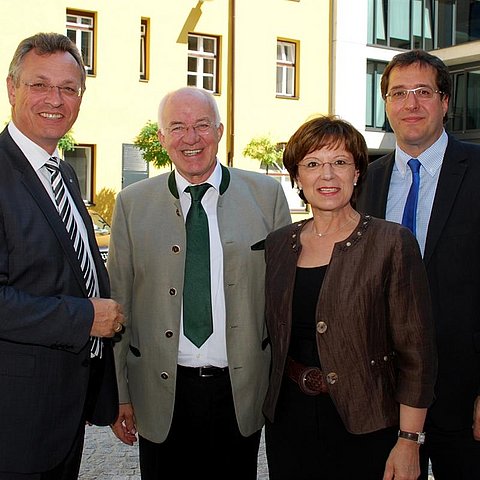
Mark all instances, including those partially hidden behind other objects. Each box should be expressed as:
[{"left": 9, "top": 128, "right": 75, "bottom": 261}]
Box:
[
  {"left": 251, "top": 239, "right": 265, "bottom": 251},
  {"left": 129, "top": 345, "right": 141, "bottom": 357}
]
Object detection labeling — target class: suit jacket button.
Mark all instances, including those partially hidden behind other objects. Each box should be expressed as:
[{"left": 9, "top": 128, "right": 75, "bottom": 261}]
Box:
[
  {"left": 169, "top": 288, "right": 177, "bottom": 296},
  {"left": 326, "top": 372, "right": 338, "bottom": 384},
  {"left": 171, "top": 245, "right": 180, "bottom": 254},
  {"left": 316, "top": 321, "right": 328, "bottom": 334},
  {"left": 165, "top": 330, "right": 173, "bottom": 338},
  {"left": 161, "top": 372, "right": 169, "bottom": 379}
]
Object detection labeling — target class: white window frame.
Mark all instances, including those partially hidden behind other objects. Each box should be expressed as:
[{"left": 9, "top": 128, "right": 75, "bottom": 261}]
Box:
[
  {"left": 66, "top": 11, "right": 95, "bottom": 75},
  {"left": 187, "top": 34, "right": 218, "bottom": 93},
  {"left": 276, "top": 40, "right": 297, "bottom": 97}
]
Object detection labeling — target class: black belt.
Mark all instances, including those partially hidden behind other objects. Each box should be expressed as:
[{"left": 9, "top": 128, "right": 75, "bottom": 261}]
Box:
[{"left": 177, "top": 365, "right": 229, "bottom": 378}]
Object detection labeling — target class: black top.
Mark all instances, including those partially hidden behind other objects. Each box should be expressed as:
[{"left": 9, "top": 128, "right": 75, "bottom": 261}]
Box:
[{"left": 289, "top": 265, "right": 327, "bottom": 367}]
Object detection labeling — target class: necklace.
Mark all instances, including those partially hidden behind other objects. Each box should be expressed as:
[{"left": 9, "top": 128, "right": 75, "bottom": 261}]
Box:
[{"left": 312, "top": 214, "right": 357, "bottom": 238}]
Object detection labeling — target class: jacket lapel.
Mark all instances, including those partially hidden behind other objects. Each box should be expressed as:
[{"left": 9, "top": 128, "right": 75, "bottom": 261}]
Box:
[
  {"left": 424, "top": 137, "right": 467, "bottom": 266},
  {"left": 5, "top": 131, "right": 91, "bottom": 295}
]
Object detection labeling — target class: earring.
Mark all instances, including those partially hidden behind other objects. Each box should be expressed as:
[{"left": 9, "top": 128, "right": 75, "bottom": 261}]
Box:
[{"left": 353, "top": 182, "right": 357, "bottom": 187}]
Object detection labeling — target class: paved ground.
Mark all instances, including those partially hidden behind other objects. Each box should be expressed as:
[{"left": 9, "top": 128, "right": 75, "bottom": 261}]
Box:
[
  {"left": 79, "top": 425, "right": 433, "bottom": 479},
  {"left": 79, "top": 424, "right": 269, "bottom": 479}
]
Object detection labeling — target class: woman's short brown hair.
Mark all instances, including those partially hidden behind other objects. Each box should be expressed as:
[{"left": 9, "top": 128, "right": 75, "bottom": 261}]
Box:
[{"left": 283, "top": 115, "right": 368, "bottom": 204}]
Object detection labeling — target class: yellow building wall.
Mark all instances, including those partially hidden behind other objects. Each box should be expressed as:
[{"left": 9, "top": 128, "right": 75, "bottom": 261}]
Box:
[{"left": 0, "top": 0, "right": 330, "bottom": 220}]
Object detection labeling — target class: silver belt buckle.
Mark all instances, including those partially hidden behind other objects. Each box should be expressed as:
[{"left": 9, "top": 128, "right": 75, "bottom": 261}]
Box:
[{"left": 199, "top": 366, "right": 214, "bottom": 377}]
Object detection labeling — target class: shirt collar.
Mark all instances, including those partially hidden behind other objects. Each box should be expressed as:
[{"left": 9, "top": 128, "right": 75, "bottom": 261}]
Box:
[
  {"left": 8, "top": 121, "right": 60, "bottom": 172},
  {"left": 175, "top": 160, "right": 222, "bottom": 195},
  {"left": 394, "top": 129, "right": 448, "bottom": 177}
]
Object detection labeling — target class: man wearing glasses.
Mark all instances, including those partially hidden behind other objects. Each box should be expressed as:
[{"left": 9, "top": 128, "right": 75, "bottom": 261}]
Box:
[
  {"left": 108, "top": 86, "right": 291, "bottom": 479},
  {"left": 357, "top": 49, "right": 480, "bottom": 480},
  {"left": 0, "top": 33, "right": 122, "bottom": 479}
]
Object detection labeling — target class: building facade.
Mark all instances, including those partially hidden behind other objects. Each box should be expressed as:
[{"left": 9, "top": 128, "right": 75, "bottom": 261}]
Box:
[
  {"left": 0, "top": 0, "right": 330, "bottom": 220},
  {"left": 1, "top": 0, "right": 478, "bottom": 220},
  {"left": 332, "top": 0, "right": 480, "bottom": 162}
]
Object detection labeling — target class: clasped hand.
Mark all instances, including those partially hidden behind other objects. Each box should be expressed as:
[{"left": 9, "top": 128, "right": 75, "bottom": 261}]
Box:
[{"left": 89, "top": 298, "right": 125, "bottom": 337}]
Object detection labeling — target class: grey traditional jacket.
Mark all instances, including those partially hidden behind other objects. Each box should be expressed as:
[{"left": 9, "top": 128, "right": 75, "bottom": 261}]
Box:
[{"left": 263, "top": 214, "right": 437, "bottom": 434}]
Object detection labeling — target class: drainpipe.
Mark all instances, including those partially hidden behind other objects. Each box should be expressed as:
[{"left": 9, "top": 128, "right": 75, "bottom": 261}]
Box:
[{"left": 226, "top": 0, "right": 235, "bottom": 166}]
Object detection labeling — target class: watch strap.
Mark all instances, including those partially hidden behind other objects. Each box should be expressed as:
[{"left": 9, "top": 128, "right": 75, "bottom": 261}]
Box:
[{"left": 398, "top": 430, "right": 425, "bottom": 444}]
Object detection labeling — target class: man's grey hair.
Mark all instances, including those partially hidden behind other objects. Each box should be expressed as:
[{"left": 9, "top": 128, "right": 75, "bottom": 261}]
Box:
[
  {"left": 8, "top": 32, "right": 86, "bottom": 93},
  {"left": 157, "top": 87, "right": 221, "bottom": 132}
]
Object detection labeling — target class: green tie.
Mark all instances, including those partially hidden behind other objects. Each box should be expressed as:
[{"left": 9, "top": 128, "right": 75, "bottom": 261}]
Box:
[{"left": 183, "top": 184, "right": 213, "bottom": 347}]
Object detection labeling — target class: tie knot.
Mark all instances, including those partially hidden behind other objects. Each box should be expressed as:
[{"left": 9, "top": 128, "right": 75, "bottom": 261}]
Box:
[
  {"left": 45, "top": 156, "right": 60, "bottom": 173},
  {"left": 186, "top": 183, "right": 211, "bottom": 202},
  {"left": 407, "top": 158, "right": 421, "bottom": 174}
]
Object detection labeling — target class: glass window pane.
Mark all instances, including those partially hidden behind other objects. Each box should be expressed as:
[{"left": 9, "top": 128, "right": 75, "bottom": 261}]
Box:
[
  {"left": 188, "top": 36, "right": 198, "bottom": 51},
  {"left": 187, "top": 75, "right": 197, "bottom": 86},
  {"left": 424, "top": 0, "right": 433, "bottom": 50},
  {"left": 277, "top": 43, "right": 283, "bottom": 60},
  {"left": 286, "top": 67, "right": 294, "bottom": 95},
  {"left": 66, "top": 29, "right": 76, "bottom": 43},
  {"left": 375, "top": 0, "right": 386, "bottom": 44},
  {"left": 276, "top": 66, "right": 284, "bottom": 94},
  {"left": 467, "top": 70, "right": 480, "bottom": 129},
  {"left": 203, "top": 38, "right": 215, "bottom": 53},
  {"left": 452, "top": 73, "right": 466, "bottom": 131},
  {"left": 203, "top": 58, "right": 214, "bottom": 74},
  {"left": 367, "top": 0, "right": 374, "bottom": 43},
  {"left": 366, "top": 60, "right": 387, "bottom": 130},
  {"left": 285, "top": 45, "right": 294, "bottom": 62},
  {"left": 188, "top": 56, "right": 197, "bottom": 72},
  {"left": 390, "top": 0, "right": 411, "bottom": 48},
  {"left": 413, "top": 0, "right": 423, "bottom": 48},
  {"left": 366, "top": 63, "right": 373, "bottom": 127},
  {"left": 375, "top": 68, "right": 385, "bottom": 128},
  {"left": 65, "top": 147, "right": 90, "bottom": 201},
  {"left": 437, "top": 0, "right": 454, "bottom": 48},
  {"left": 203, "top": 77, "right": 213, "bottom": 91}
]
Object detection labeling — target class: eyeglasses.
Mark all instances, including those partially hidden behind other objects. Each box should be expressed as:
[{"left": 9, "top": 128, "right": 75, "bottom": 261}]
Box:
[
  {"left": 24, "top": 82, "right": 82, "bottom": 98},
  {"left": 385, "top": 86, "right": 443, "bottom": 103},
  {"left": 298, "top": 159, "right": 355, "bottom": 172},
  {"left": 164, "top": 121, "right": 214, "bottom": 137}
]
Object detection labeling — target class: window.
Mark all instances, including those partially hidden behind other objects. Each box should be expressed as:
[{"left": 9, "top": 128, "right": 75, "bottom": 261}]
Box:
[
  {"left": 276, "top": 40, "right": 297, "bottom": 97},
  {"left": 366, "top": 0, "right": 480, "bottom": 50},
  {"left": 449, "top": 66, "right": 480, "bottom": 132},
  {"left": 140, "top": 18, "right": 150, "bottom": 81},
  {"left": 66, "top": 10, "right": 95, "bottom": 75},
  {"left": 187, "top": 34, "right": 219, "bottom": 93},
  {"left": 64, "top": 145, "right": 94, "bottom": 203},
  {"left": 366, "top": 60, "right": 390, "bottom": 130}
]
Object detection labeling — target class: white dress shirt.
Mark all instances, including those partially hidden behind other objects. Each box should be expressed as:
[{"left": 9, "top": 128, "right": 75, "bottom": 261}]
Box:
[
  {"left": 176, "top": 161, "right": 228, "bottom": 368},
  {"left": 7, "top": 121, "right": 99, "bottom": 295},
  {"left": 386, "top": 130, "right": 448, "bottom": 256}
]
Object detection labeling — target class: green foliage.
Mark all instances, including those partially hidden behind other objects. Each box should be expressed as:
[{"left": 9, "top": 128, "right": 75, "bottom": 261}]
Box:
[
  {"left": 134, "top": 121, "right": 171, "bottom": 168},
  {"left": 58, "top": 131, "right": 76, "bottom": 154},
  {"left": 242, "top": 136, "right": 283, "bottom": 168}
]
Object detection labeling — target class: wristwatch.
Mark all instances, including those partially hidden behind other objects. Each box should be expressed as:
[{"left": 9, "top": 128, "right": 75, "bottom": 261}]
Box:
[{"left": 398, "top": 430, "right": 426, "bottom": 444}]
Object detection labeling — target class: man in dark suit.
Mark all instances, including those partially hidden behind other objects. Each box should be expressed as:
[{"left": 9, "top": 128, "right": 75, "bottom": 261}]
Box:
[
  {"left": 357, "top": 49, "right": 480, "bottom": 480},
  {"left": 0, "top": 32, "right": 124, "bottom": 479}
]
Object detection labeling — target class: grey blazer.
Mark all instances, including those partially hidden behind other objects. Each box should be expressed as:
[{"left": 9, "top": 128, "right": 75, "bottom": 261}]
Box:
[
  {"left": 263, "top": 215, "right": 437, "bottom": 434},
  {"left": 108, "top": 164, "right": 291, "bottom": 442}
]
